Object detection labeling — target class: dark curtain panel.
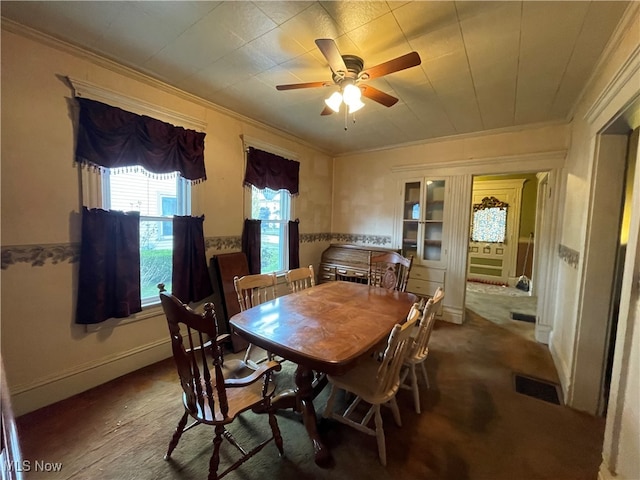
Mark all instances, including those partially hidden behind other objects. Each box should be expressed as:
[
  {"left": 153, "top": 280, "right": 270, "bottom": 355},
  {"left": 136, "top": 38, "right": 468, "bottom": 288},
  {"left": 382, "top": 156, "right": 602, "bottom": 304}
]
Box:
[
  {"left": 242, "top": 219, "right": 262, "bottom": 274},
  {"left": 75, "top": 98, "right": 207, "bottom": 183},
  {"left": 288, "top": 220, "right": 300, "bottom": 270},
  {"left": 244, "top": 147, "right": 299, "bottom": 195},
  {"left": 76, "top": 207, "right": 141, "bottom": 324},
  {"left": 172, "top": 215, "right": 213, "bottom": 303}
]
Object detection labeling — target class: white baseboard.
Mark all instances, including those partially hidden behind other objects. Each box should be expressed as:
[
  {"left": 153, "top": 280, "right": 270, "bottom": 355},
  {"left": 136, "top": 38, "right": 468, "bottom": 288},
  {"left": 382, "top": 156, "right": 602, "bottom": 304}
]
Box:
[
  {"left": 549, "top": 332, "right": 571, "bottom": 402},
  {"left": 535, "top": 323, "right": 551, "bottom": 344},
  {"left": 441, "top": 305, "right": 464, "bottom": 324},
  {"left": 11, "top": 339, "right": 172, "bottom": 417},
  {"left": 598, "top": 461, "right": 616, "bottom": 480}
]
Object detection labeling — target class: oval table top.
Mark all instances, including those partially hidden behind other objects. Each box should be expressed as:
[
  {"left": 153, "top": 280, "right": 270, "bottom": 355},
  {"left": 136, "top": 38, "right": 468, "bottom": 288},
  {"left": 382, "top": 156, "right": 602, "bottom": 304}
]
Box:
[{"left": 230, "top": 281, "right": 418, "bottom": 376}]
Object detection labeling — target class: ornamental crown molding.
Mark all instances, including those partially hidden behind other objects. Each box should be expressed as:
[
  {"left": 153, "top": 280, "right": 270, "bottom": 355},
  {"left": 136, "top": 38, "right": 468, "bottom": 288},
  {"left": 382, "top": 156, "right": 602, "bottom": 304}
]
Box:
[{"left": 67, "top": 76, "right": 208, "bottom": 132}]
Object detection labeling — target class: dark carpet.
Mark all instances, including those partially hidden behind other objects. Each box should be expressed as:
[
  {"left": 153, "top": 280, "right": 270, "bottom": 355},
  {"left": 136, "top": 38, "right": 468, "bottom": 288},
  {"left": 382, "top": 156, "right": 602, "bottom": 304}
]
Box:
[{"left": 15, "top": 310, "right": 605, "bottom": 480}]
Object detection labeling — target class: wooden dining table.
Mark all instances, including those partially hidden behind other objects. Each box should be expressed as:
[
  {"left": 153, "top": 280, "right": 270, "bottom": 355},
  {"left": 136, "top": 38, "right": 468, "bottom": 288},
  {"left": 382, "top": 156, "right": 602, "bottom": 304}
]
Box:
[{"left": 229, "top": 280, "right": 417, "bottom": 466}]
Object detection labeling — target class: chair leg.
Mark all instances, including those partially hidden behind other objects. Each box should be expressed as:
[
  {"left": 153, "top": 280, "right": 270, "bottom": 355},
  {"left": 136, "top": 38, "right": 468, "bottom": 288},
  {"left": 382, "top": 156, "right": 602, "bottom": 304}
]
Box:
[
  {"left": 389, "top": 397, "right": 402, "bottom": 427},
  {"left": 410, "top": 365, "right": 421, "bottom": 414},
  {"left": 208, "top": 425, "right": 224, "bottom": 480},
  {"left": 373, "top": 405, "right": 387, "bottom": 467},
  {"left": 322, "top": 384, "right": 338, "bottom": 418},
  {"left": 165, "top": 411, "right": 189, "bottom": 459},
  {"left": 268, "top": 411, "right": 284, "bottom": 455},
  {"left": 419, "top": 361, "right": 430, "bottom": 388}
]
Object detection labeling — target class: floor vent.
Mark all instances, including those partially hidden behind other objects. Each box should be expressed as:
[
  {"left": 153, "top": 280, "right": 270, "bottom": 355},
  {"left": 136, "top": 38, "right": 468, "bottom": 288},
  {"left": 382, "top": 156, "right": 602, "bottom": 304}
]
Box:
[
  {"left": 513, "top": 374, "right": 562, "bottom": 405},
  {"left": 510, "top": 312, "right": 536, "bottom": 323}
]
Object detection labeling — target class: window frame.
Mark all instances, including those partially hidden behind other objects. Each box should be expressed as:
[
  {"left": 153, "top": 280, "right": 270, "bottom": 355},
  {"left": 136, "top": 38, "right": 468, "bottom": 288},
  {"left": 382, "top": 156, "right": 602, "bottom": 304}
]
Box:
[
  {"left": 244, "top": 185, "right": 293, "bottom": 275},
  {"left": 101, "top": 168, "right": 191, "bottom": 307}
]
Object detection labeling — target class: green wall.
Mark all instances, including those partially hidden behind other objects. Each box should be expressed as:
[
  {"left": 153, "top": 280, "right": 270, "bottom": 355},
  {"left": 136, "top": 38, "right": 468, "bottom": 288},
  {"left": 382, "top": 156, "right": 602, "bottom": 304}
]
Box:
[{"left": 474, "top": 173, "right": 538, "bottom": 239}]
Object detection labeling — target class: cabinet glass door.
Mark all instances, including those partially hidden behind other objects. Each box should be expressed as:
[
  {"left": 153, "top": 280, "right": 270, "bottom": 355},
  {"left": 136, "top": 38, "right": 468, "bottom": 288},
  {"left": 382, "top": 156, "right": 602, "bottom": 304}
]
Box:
[
  {"left": 401, "top": 181, "right": 421, "bottom": 260},
  {"left": 422, "top": 180, "right": 445, "bottom": 262}
]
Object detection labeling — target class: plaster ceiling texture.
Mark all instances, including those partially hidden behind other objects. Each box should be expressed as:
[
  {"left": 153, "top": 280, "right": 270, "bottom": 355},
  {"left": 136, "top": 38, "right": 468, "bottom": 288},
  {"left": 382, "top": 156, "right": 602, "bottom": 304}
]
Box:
[{"left": 1, "top": 1, "right": 631, "bottom": 155}]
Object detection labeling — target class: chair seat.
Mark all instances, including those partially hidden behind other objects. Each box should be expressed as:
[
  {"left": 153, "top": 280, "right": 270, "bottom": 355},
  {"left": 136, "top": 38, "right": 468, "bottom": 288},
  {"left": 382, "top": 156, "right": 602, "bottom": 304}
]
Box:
[
  {"left": 186, "top": 377, "right": 274, "bottom": 424},
  {"left": 404, "top": 346, "right": 429, "bottom": 365},
  {"left": 328, "top": 357, "right": 400, "bottom": 406}
]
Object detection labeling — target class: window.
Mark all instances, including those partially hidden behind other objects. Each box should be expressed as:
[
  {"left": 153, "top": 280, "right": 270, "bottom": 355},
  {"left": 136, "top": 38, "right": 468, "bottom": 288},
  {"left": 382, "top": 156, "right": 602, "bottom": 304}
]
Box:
[
  {"left": 472, "top": 207, "right": 507, "bottom": 243},
  {"left": 102, "top": 167, "right": 190, "bottom": 305},
  {"left": 247, "top": 186, "right": 292, "bottom": 274},
  {"left": 160, "top": 196, "right": 177, "bottom": 237}
]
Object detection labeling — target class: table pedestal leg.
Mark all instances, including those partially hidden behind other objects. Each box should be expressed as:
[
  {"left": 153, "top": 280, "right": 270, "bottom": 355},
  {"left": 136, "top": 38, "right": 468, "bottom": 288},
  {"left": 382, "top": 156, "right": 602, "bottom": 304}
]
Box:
[{"left": 295, "top": 365, "right": 331, "bottom": 466}]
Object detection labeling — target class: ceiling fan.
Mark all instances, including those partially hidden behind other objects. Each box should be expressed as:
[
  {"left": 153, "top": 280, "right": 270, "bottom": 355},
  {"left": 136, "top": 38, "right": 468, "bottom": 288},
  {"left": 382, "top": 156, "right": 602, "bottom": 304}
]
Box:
[{"left": 276, "top": 39, "right": 421, "bottom": 116}]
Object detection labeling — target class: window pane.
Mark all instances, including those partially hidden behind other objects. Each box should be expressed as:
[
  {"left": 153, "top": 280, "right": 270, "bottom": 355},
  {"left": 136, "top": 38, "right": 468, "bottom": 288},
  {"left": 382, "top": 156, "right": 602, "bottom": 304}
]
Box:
[
  {"left": 160, "top": 196, "right": 177, "bottom": 236},
  {"left": 250, "top": 186, "right": 290, "bottom": 274},
  {"left": 261, "top": 220, "right": 285, "bottom": 273},
  {"left": 104, "top": 167, "right": 189, "bottom": 307},
  {"left": 140, "top": 220, "right": 173, "bottom": 303},
  {"left": 108, "top": 169, "right": 178, "bottom": 215}
]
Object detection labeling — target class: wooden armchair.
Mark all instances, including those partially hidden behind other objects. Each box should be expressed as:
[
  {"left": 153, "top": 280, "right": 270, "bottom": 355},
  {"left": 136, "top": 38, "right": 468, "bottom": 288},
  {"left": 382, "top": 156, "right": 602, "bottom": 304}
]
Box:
[
  {"left": 368, "top": 251, "right": 414, "bottom": 292},
  {"left": 284, "top": 265, "right": 315, "bottom": 293},
  {"left": 233, "top": 273, "right": 278, "bottom": 369},
  {"left": 158, "top": 285, "right": 283, "bottom": 480}
]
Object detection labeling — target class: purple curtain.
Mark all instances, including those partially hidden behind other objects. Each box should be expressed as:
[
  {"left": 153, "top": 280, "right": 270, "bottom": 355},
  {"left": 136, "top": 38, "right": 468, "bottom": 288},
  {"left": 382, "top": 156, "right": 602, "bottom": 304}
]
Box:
[
  {"left": 243, "top": 147, "right": 299, "bottom": 195},
  {"left": 242, "top": 219, "right": 262, "bottom": 274},
  {"left": 75, "top": 98, "right": 207, "bottom": 183},
  {"left": 288, "top": 220, "right": 300, "bottom": 269},
  {"left": 171, "top": 215, "right": 213, "bottom": 303},
  {"left": 76, "top": 207, "right": 141, "bottom": 324}
]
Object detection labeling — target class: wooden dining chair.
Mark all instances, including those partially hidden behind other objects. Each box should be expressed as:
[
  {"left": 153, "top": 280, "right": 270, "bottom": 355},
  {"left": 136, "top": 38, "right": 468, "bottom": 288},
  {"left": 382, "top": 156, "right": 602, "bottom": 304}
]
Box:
[
  {"left": 322, "top": 304, "right": 421, "bottom": 466},
  {"left": 233, "top": 273, "right": 278, "bottom": 369},
  {"left": 284, "top": 265, "right": 315, "bottom": 293},
  {"left": 368, "top": 251, "right": 414, "bottom": 292},
  {"left": 158, "top": 285, "right": 283, "bottom": 480},
  {"left": 400, "top": 287, "right": 444, "bottom": 413}
]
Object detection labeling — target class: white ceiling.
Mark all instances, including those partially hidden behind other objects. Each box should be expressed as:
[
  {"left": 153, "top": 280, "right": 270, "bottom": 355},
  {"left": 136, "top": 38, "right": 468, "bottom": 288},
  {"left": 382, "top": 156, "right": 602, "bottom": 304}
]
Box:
[{"left": 1, "top": 1, "right": 630, "bottom": 156}]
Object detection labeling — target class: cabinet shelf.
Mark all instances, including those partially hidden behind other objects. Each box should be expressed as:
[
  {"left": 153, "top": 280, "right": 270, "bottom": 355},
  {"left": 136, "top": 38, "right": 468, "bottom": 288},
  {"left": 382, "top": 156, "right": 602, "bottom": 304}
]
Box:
[{"left": 400, "top": 178, "right": 447, "bottom": 266}]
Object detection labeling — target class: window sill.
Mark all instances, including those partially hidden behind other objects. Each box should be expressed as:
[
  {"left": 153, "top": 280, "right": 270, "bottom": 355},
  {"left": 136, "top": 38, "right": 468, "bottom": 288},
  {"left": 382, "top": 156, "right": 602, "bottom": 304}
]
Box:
[{"left": 84, "top": 305, "right": 164, "bottom": 333}]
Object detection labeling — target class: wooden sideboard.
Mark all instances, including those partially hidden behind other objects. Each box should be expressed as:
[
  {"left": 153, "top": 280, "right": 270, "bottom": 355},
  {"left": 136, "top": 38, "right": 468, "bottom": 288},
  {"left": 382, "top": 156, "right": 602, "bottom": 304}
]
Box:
[{"left": 318, "top": 244, "right": 399, "bottom": 284}]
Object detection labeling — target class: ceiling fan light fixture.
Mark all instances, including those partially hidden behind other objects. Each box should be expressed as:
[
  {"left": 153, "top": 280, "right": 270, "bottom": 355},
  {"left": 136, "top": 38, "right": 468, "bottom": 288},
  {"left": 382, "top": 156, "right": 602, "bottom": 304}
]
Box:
[
  {"left": 325, "top": 91, "right": 342, "bottom": 112},
  {"left": 348, "top": 98, "right": 365, "bottom": 114},
  {"left": 342, "top": 83, "right": 361, "bottom": 106}
]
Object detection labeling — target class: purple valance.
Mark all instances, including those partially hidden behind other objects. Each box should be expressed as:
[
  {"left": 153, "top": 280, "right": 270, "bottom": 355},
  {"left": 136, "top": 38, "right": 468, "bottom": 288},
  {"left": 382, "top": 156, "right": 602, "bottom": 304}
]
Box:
[
  {"left": 75, "top": 98, "right": 207, "bottom": 183},
  {"left": 244, "top": 147, "right": 299, "bottom": 195}
]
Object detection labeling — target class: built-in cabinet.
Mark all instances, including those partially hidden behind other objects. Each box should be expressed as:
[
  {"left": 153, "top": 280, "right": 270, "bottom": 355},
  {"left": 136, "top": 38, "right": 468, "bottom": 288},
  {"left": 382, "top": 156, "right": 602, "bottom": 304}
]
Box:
[{"left": 398, "top": 178, "right": 449, "bottom": 304}]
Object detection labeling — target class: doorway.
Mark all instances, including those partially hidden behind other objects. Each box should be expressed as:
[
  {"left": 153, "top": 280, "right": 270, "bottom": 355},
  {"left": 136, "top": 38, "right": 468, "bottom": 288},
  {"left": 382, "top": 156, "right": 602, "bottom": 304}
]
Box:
[
  {"left": 464, "top": 173, "right": 542, "bottom": 342},
  {"left": 572, "top": 122, "right": 638, "bottom": 415}
]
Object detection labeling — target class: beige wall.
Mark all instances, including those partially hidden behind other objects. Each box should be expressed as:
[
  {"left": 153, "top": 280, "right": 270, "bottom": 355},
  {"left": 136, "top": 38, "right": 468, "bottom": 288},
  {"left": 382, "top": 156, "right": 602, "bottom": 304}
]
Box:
[
  {"left": 2, "top": 7, "right": 639, "bottom": 478},
  {"left": 0, "top": 30, "right": 333, "bottom": 415},
  {"left": 554, "top": 5, "right": 639, "bottom": 480},
  {"left": 332, "top": 124, "right": 569, "bottom": 325}
]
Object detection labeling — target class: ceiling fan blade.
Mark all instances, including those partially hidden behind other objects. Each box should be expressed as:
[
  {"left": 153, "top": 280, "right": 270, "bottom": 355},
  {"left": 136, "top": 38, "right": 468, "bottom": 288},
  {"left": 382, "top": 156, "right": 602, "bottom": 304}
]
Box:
[
  {"left": 276, "top": 81, "right": 330, "bottom": 91},
  {"left": 320, "top": 105, "right": 334, "bottom": 116},
  {"left": 315, "top": 38, "right": 348, "bottom": 74},
  {"left": 361, "top": 85, "right": 399, "bottom": 107},
  {"left": 361, "top": 52, "right": 421, "bottom": 80}
]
